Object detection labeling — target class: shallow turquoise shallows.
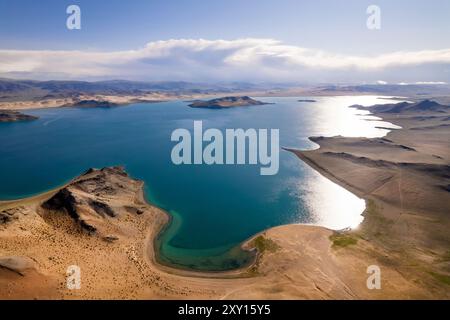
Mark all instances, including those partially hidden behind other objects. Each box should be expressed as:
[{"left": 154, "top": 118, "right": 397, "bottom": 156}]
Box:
[{"left": 0, "top": 96, "right": 400, "bottom": 270}]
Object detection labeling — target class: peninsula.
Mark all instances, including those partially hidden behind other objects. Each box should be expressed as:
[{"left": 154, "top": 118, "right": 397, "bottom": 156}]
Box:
[{"left": 0, "top": 110, "right": 38, "bottom": 122}]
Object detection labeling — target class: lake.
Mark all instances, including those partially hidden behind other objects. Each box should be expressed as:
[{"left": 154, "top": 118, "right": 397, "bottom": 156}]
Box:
[{"left": 0, "top": 96, "right": 400, "bottom": 270}]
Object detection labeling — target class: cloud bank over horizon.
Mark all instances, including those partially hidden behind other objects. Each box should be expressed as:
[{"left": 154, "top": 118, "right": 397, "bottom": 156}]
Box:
[{"left": 1, "top": 38, "right": 449, "bottom": 83}]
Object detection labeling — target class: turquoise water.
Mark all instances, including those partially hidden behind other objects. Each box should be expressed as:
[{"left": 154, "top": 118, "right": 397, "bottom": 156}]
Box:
[{"left": 0, "top": 96, "right": 399, "bottom": 270}]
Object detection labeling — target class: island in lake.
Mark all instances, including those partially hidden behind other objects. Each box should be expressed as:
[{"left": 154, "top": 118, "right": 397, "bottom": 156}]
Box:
[
  {"left": 188, "top": 96, "right": 270, "bottom": 109},
  {"left": 65, "top": 99, "right": 119, "bottom": 108},
  {"left": 0, "top": 110, "right": 38, "bottom": 122},
  {"left": 298, "top": 99, "right": 317, "bottom": 102}
]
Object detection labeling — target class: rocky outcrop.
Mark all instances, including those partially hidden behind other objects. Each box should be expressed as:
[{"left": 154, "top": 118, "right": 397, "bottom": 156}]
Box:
[
  {"left": 42, "top": 166, "right": 145, "bottom": 234},
  {"left": 0, "top": 211, "right": 16, "bottom": 224},
  {"left": 0, "top": 166, "right": 159, "bottom": 299},
  {"left": 0, "top": 207, "right": 27, "bottom": 225},
  {"left": 0, "top": 256, "right": 37, "bottom": 276}
]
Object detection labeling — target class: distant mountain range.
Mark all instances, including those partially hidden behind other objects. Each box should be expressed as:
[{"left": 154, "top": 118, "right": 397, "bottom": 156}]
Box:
[
  {"left": 0, "top": 78, "right": 286, "bottom": 102},
  {"left": 1, "top": 78, "right": 450, "bottom": 103},
  {"left": 352, "top": 99, "right": 450, "bottom": 114}
]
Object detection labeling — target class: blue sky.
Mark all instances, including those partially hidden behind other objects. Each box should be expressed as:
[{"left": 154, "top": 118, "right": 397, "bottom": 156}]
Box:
[{"left": 1, "top": 0, "right": 450, "bottom": 82}]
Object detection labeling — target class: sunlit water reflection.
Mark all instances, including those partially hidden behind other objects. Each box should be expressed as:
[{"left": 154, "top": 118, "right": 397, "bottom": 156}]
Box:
[{"left": 290, "top": 96, "right": 402, "bottom": 230}]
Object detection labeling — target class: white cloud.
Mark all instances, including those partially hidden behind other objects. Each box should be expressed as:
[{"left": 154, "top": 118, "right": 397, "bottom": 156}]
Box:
[
  {"left": 1, "top": 38, "right": 450, "bottom": 82},
  {"left": 397, "top": 81, "right": 448, "bottom": 85},
  {"left": 414, "top": 81, "right": 447, "bottom": 85}
]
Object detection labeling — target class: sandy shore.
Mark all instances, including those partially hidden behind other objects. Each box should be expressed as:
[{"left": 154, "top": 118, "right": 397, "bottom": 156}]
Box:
[
  {"left": 1, "top": 100, "right": 449, "bottom": 300},
  {"left": 0, "top": 94, "right": 174, "bottom": 111}
]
